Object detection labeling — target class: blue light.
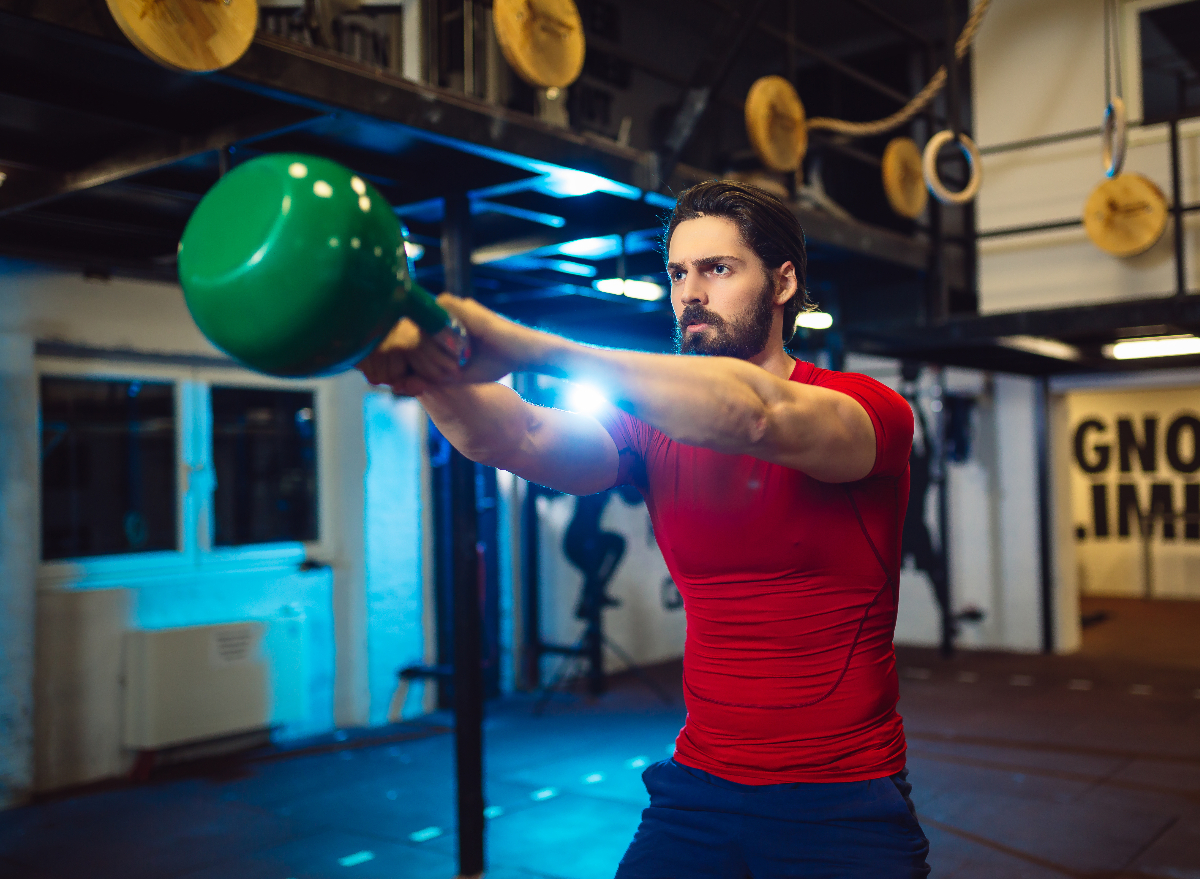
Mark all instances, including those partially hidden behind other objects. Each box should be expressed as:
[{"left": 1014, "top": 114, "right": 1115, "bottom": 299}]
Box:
[
  {"left": 557, "top": 236, "right": 622, "bottom": 259},
  {"left": 547, "top": 260, "right": 597, "bottom": 277},
  {"left": 530, "top": 165, "right": 642, "bottom": 200},
  {"left": 644, "top": 191, "right": 678, "bottom": 209}
]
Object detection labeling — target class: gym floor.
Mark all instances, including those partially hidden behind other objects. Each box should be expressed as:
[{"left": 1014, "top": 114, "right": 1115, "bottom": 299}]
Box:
[{"left": 2, "top": 636, "right": 1199, "bottom": 879}]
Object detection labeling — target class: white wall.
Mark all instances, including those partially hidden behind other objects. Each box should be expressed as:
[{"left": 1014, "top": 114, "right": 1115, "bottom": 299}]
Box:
[
  {"left": 0, "top": 258, "right": 423, "bottom": 796},
  {"left": 535, "top": 490, "right": 686, "bottom": 678},
  {"left": 0, "top": 333, "right": 38, "bottom": 807},
  {"left": 363, "top": 392, "right": 428, "bottom": 723},
  {"left": 848, "top": 356, "right": 1056, "bottom": 653},
  {"left": 973, "top": 0, "right": 1200, "bottom": 314}
]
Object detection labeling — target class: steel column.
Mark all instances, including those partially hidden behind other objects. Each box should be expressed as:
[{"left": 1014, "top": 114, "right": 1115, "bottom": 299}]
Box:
[
  {"left": 1035, "top": 377, "right": 1055, "bottom": 654},
  {"left": 1170, "top": 118, "right": 1186, "bottom": 297},
  {"left": 442, "top": 191, "right": 485, "bottom": 879}
]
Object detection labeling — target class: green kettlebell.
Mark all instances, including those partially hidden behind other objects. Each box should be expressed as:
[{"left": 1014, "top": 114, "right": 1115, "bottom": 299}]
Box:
[{"left": 177, "top": 152, "right": 468, "bottom": 377}]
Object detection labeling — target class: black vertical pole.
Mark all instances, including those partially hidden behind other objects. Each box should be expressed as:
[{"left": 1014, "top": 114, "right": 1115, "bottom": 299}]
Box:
[
  {"left": 1035, "top": 377, "right": 1055, "bottom": 655},
  {"left": 522, "top": 474, "right": 543, "bottom": 689},
  {"left": 1170, "top": 116, "right": 1185, "bottom": 298},
  {"left": 442, "top": 191, "right": 485, "bottom": 879}
]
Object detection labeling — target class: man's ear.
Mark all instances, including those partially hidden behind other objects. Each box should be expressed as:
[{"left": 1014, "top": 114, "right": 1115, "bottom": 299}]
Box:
[{"left": 774, "top": 261, "right": 798, "bottom": 306}]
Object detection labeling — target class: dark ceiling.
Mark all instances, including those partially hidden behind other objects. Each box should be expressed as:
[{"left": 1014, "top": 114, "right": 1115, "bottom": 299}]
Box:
[{"left": 0, "top": 0, "right": 1197, "bottom": 375}]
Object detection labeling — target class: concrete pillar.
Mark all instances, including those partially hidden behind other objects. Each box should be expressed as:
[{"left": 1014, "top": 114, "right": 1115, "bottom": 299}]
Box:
[
  {"left": 0, "top": 333, "right": 38, "bottom": 807},
  {"left": 323, "top": 372, "right": 370, "bottom": 728},
  {"left": 993, "top": 374, "right": 1043, "bottom": 651}
]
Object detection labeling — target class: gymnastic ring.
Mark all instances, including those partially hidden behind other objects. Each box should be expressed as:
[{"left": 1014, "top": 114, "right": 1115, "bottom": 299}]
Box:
[
  {"left": 1102, "top": 96, "right": 1127, "bottom": 178},
  {"left": 922, "top": 130, "right": 982, "bottom": 206}
]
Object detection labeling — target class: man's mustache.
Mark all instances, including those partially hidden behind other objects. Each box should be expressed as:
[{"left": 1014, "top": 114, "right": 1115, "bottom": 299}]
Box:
[{"left": 678, "top": 305, "right": 725, "bottom": 329}]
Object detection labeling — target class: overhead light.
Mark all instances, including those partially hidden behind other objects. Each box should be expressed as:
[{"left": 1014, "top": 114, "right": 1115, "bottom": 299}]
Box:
[
  {"left": 546, "top": 259, "right": 597, "bottom": 277},
  {"left": 535, "top": 167, "right": 640, "bottom": 199},
  {"left": 404, "top": 241, "right": 425, "bottom": 261},
  {"left": 1103, "top": 334, "right": 1200, "bottom": 360},
  {"left": 795, "top": 311, "right": 833, "bottom": 330},
  {"left": 997, "top": 335, "right": 1082, "bottom": 361},
  {"left": 558, "top": 236, "right": 621, "bottom": 258},
  {"left": 593, "top": 278, "right": 666, "bottom": 300},
  {"left": 566, "top": 383, "right": 608, "bottom": 415}
]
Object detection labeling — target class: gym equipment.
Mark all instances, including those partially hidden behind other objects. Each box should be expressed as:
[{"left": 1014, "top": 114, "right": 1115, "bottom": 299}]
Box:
[
  {"left": 1083, "top": 173, "right": 1168, "bottom": 258},
  {"left": 745, "top": 76, "right": 807, "bottom": 173},
  {"left": 1101, "top": 0, "right": 1127, "bottom": 177},
  {"left": 493, "top": 0, "right": 586, "bottom": 90},
  {"left": 805, "top": 0, "right": 992, "bottom": 140},
  {"left": 105, "top": 0, "right": 259, "bottom": 72},
  {"left": 882, "top": 137, "right": 927, "bottom": 219},
  {"left": 178, "top": 153, "right": 468, "bottom": 377},
  {"left": 922, "top": 130, "right": 982, "bottom": 206}
]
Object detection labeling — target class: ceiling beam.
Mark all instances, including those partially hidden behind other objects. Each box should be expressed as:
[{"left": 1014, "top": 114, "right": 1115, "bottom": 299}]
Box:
[{"left": 0, "top": 107, "right": 323, "bottom": 217}]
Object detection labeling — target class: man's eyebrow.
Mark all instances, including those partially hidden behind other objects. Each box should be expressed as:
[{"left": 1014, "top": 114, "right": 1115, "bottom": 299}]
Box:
[{"left": 666, "top": 255, "right": 744, "bottom": 271}]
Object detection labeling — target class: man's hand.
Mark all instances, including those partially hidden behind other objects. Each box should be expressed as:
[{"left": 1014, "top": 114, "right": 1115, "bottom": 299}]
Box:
[{"left": 357, "top": 295, "right": 548, "bottom": 395}]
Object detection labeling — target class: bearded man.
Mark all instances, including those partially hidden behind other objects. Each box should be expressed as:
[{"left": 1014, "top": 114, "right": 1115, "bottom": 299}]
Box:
[{"left": 359, "top": 180, "right": 929, "bottom": 878}]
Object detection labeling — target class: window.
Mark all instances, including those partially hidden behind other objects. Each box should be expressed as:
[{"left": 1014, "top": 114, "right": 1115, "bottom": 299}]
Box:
[
  {"left": 40, "top": 377, "right": 177, "bottom": 560},
  {"left": 211, "top": 386, "right": 318, "bottom": 547},
  {"left": 1139, "top": 1, "right": 1200, "bottom": 122}
]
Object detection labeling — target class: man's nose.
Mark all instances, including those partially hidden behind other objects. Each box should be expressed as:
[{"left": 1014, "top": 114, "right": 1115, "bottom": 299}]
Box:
[{"left": 678, "top": 276, "right": 707, "bottom": 305}]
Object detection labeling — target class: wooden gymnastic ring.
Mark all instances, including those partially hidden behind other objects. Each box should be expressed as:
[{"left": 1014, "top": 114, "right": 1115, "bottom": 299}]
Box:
[
  {"left": 1102, "top": 97, "right": 1127, "bottom": 178},
  {"left": 922, "top": 129, "right": 982, "bottom": 205}
]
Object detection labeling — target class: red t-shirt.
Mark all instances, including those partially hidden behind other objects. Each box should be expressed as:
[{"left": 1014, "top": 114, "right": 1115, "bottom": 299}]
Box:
[{"left": 598, "top": 359, "right": 914, "bottom": 784}]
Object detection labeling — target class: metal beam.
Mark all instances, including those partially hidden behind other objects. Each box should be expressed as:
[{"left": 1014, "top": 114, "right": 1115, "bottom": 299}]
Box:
[
  {"left": 848, "top": 293, "right": 1200, "bottom": 347},
  {"left": 842, "top": 0, "right": 933, "bottom": 48},
  {"left": 701, "top": 0, "right": 911, "bottom": 106},
  {"left": 657, "top": 0, "right": 772, "bottom": 185},
  {"left": 0, "top": 107, "right": 322, "bottom": 217},
  {"left": 795, "top": 204, "right": 931, "bottom": 272},
  {"left": 441, "top": 191, "right": 486, "bottom": 879}
]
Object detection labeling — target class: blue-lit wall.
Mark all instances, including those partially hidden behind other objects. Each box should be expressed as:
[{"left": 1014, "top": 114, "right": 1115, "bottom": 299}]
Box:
[{"left": 363, "top": 392, "right": 428, "bottom": 723}]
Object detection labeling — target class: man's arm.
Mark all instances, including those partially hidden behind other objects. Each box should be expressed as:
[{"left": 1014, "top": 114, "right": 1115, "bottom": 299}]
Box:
[
  {"left": 423, "top": 297, "right": 875, "bottom": 483},
  {"left": 359, "top": 297, "right": 877, "bottom": 484},
  {"left": 537, "top": 341, "right": 875, "bottom": 483},
  {"left": 416, "top": 383, "right": 620, "bottom": 496}
]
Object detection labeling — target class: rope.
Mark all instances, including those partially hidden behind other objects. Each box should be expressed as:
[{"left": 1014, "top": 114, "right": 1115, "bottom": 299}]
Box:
[{"left": 806, "top": 0, "right": 992, "bottom": 139}]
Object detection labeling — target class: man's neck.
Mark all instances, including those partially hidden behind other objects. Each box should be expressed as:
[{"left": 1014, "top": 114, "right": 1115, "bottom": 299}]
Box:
[{"left": 748, "top": 343, "right": 796, "bottom": 381}]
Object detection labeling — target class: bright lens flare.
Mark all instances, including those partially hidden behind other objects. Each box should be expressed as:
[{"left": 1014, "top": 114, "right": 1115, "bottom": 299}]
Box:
[
  {"left": 795, "top": 311, "right": 833, "bottom": 330},
  {"left": 313, "top": 180, "right": 333, "bottom": 198},
  {"left": 1103, "top": 334, "right": 1200, "bottom": 360},
  {"left": 404, "top": 241, "right": 425, "bottom": 260},
  {"left": 350, "top": 176, "right": 367, "bottom": 195},
  {"left": 566, "top": 383, "right": 608, "bottom": 415},
  {"left": 358, "top": 195, "right": 371, "bottom": 213},
  {"left": 288, "top": 162, "right": 307, "bottom": 179}
]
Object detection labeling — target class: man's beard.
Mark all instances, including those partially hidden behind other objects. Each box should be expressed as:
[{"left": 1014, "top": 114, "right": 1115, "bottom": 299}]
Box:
[{"left": 673, "top": 275, "right": 776, "bottom": 358}]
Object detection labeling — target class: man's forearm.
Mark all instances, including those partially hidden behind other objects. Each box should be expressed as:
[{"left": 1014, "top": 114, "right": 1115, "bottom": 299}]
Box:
[{"left": 418, "top": 383, "right": 533, "bottom": 466}]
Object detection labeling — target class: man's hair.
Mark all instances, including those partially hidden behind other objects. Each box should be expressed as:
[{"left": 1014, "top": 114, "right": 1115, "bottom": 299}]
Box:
[{"left": 663, "top": 180, "right": 814, "bottom": 344}]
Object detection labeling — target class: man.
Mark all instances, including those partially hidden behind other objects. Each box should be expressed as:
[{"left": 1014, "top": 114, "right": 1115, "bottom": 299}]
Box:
[{"left": 359, "top": 180, "right": 929, "bottom": 877}]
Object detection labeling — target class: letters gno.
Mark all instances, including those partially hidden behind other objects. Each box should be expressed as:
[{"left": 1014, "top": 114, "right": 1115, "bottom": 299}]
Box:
[{"left": 1072, "top": 413, "right": 1200, "bottom": 541}]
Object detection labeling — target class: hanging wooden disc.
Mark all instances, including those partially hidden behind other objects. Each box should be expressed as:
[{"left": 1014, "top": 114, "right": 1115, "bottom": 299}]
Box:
[
  {"left": 493, "top": 0, "right": 586, "bottom": 89},
  {"left": 882, "top": 137, "right": 928, "bottom": 219},
  {"left": 105, "top": 0, "right": 259, "bottom": 73},
  {"left": 745, "top": 76, "right": 807, "bottom": 173},
  {"left": 1083, "top": 172, "right": 1169, "bottom": 257}
]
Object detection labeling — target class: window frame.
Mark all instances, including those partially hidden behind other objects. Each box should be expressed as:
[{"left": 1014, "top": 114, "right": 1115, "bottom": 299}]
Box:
[
  {"left": 36, "top": 355, "right": 332, "bottom": 589},
  {"left": 1121, "top": 0, "right": 1200, "bottom": 124}
]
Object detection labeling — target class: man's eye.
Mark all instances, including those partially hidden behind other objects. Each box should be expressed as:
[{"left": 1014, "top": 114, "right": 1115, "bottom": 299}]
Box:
[{"left": 712, "top": 264, "right": 728, "bottom": 275}]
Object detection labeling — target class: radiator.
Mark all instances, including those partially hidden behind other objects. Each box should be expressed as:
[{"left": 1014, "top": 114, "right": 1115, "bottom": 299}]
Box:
[{"left": 122, "top": 622, "right": 271, "bottom": 750}]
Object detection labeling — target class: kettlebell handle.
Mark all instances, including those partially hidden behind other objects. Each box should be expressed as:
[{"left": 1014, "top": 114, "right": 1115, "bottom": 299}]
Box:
[{"left": 405, "top": 281, "right": 472, "bottom": 367}]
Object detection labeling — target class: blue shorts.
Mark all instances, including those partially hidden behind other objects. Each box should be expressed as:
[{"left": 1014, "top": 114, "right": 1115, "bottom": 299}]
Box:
[{"left": 615, "top": 759, "right": 931, "bottom": 879}]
